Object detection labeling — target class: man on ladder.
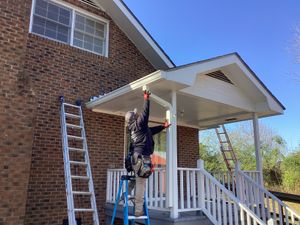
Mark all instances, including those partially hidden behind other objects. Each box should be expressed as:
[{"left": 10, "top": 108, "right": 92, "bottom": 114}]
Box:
[{"left": 125, "top": 89, "right": 171, "bottom": 217}]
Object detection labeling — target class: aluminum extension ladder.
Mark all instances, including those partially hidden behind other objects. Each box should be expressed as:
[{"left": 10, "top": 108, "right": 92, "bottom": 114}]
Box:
[
  {"left": 110, "top": 175, "right": 150, "bottom": 225},
  {"left": 215, "top": 124, "right": 238, "bottom": 173},
  {"left": 60, "top": 97, "right": 99, "bottom": 225}
]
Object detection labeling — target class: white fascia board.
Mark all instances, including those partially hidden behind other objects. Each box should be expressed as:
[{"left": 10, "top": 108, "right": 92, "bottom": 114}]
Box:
[
  {"left": 112, "top": 0, "right": 174, "bottom": 69},
  {"left": 86, "top": 70, "right": 163, "bottom": 109},
  {"left": 232, "top": 56, "right": 284, "bottom": 114}
]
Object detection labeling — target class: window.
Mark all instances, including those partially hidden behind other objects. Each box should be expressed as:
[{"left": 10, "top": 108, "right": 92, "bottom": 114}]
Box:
[
  {"left": 73, "top": 13, "right": 106, "bottom": 55},
  {"left": 30, "top": 0, "right": 108, "bottom": 56}
]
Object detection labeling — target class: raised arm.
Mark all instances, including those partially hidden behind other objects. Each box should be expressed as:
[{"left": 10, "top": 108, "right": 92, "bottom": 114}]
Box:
[
  {"left": 150, "top": 121, "right": 171, "bottom": 135},
  {"left": 136, "top": 91, "right": 151, "bottom": 127},
  {"left": 150, "top": 125, "right": 164, "bottom": 136}
]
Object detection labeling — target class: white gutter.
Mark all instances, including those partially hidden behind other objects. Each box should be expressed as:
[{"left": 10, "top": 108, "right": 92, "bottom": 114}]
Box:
[{"left": 86, "top": 70, "right": 163, "bottom": 109}]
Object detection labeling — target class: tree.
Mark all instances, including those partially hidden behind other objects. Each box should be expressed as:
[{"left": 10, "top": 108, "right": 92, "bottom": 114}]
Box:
[
  {"left": 200, "top": 122, "right": 286, "bottom": 186},
  {"left": 199, "top": 143, "right": 226, "bottom": 172},
  {"left": 282, "top": 150, "right": 300, "bottom": 192}
]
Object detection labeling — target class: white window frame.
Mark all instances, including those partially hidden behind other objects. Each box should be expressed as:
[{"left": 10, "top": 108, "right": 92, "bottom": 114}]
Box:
[{"left": 29, "top": 0, "right": 109, "bottom": 57}]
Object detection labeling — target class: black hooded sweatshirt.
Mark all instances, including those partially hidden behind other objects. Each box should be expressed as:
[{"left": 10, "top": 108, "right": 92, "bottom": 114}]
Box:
[{"left": 128, "top": 99, "right": 165, "bottom": 156}]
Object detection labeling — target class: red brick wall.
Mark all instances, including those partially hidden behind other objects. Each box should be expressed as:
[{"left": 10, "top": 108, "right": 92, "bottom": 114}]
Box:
[
  {"left": 177, "top": 126, "right": 200, "bottom": 168},
  {"left": 21, "top": 0, "right": 155, "bottom": 224},
  {"left": 0, "top": 1, "right": 35, "bottom": 225}
]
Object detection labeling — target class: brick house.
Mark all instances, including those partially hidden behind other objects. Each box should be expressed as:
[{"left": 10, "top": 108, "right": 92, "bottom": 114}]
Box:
[{"left": 1, "top": 0, "right": 298, "bottom": 225}]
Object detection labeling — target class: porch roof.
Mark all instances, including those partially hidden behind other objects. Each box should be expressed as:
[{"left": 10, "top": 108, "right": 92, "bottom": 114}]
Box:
[{"left": 86, "top": 53, "right": 284, "bottom": 129}]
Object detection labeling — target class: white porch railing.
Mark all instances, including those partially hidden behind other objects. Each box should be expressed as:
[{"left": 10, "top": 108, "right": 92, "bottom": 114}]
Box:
[
  {"left": 211, "top": 170, "right": 260, "bottom": 197},
  {"left": 235, "top": 165, "right": 300, "bottom": 225},
  {"left": 211, "top": 171, "right": 237, "bottom": 196},
  {"left": 243, "top": 170, "right": 260, "bottom": 184},
  {"left": 106, "top": 167, "right": 167, "bottom": 210},
  {"left": 178, "top": 161, "right": 266, "bottom": 225},
  {"left": 106, "top": 163, "right": 277, "bottom": 225}
]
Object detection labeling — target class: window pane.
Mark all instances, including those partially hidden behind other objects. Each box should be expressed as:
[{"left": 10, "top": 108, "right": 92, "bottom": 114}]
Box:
[
  {"left": 47, "top": 4, "right": 59, "bottom": 21},
  {"left": 45, "top": 20, "right": 57, "bottom": 39},
  {"left": 94, "top": 45, "right": 103, "bottom": 54},
  {"left": 76, "top": 14, "right": 85, "bottom": 24},
  {"left": 35, "top": 0, "right": 47, "bottom": 9},
  {"left": 73, "top": 39, "right": 83, "bottom": 48},
  {"left": 59, "top": 8, "right": 71, "bottom": 25},
  {"left": 85, "top": 18, "right": 95, "bottom": 35},
  {"left": 84, "top": 41, "right": 93, "bottom": 51},
  {"left": 57, "top": 26, "right": 69, "bottom": 42},
  {"left": 95, "top": 29, "right": 104, "bottom": 38},
  {"left": 35, "top": 6, "right": 47, "bottom": 17},
  {"left": 32, "top": 16, "right": 46, "bottom": 35},
  {"left": 75, "top": 21, "right": 84, "bottom": 30}
]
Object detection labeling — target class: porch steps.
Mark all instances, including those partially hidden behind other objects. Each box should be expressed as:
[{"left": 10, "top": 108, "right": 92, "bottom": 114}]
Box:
[{"left": 105, "top": 203, "right": 213, "bottom": 225}]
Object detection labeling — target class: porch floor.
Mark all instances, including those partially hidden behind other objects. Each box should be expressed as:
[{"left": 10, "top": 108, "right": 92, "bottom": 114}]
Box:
[{"left": 105, "top": 203, "right": 213, "bottom": 225}]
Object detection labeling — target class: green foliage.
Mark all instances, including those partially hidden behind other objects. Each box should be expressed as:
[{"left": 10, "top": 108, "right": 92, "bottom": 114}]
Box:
[
  {"left": 199, "top": 143, "right": 226, "bottom": 172},
  {"left": 282, "top": 151, "right": 300, "bottom": 190},
  {"left": 200, "top": 122, "right": 290, "bottom": 188}
]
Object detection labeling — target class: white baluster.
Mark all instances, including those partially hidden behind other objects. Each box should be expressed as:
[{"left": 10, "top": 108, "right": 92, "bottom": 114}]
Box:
[
  {"left": 192, "top": 170, "right": 196, "bottom": 209},
  {"left": 159, "top": 169, "right": 163, "bottom": 208},
  {"left": 180, "top": 169, "right": 184, "bottom": 210},
  {"left": 186, "top": 170, "right": 191, "bottom": 209},
  {"left": 154, "top": 170, "right": 158, "bottom": 207},
  {"left": 149, "top": 172, "right": 153, "bottom": 207}
]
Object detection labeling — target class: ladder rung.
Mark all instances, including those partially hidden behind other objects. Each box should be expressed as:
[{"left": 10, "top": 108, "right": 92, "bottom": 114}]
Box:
[
  {"left": 72, "top": 191, "right": 92, "bottom": 195},
  {"left": 74, "top": 208, "right": 94, "bottom": 212},
  {"left": 63, "top": 103, "right": 81, "bottom": 109},
  {"left": 66, "top": 123, "right": 82, "bottom": 129},
  {"left": 65, "top": 113, "right": 80, "bottom": 119},
  {"left": 67, "top": 135, "right": 84, "bottom": 140},
  {"left": 68, "top": 147, "right": 85, "bottom": 152},
  {"left": 70, "top": 161, "right": 87, "bottom": 166},
  {"left": 128, "top": 216, "right": 148, "bottom": 220},
  {"left": 71, "top": 175, "right": 89, "bottom": 180}
]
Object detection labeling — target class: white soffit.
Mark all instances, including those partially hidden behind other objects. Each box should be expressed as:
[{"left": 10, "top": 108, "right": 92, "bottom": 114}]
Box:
[{"left": 92, "top": 0, "right": 175, "bottom": 70}]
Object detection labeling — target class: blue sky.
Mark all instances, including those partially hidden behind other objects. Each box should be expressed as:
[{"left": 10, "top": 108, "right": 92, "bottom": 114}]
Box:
[{"left": 124, "top": 0, "right": 300, "bottom": 150}]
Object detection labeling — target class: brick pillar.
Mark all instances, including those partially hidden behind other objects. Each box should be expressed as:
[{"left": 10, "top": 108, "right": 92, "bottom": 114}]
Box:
[{"left": 177, "top": 126, "right": 199, "bottom": 168}]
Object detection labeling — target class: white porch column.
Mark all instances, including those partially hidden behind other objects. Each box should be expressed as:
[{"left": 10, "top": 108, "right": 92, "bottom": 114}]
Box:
[
  {"left": 252, "top": 113, "right": 264, "bottom": 186},
  {"left": 170, "top": 91, "right": 178, "bottom": 219},
  {"left": 166, "top": 109, "right": 173, "bottom": 208}
]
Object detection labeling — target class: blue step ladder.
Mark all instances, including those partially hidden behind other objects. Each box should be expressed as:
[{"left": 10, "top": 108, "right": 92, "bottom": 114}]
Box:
[{"left": 110, "top": 175, "right": 150, "bottom": 225}]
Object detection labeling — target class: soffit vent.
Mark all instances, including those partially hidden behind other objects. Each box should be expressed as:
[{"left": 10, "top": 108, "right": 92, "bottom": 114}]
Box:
[
  {"left": 206, "top": 70, "right": 233, "bottom": 85},
  {"left": 79, "top": 0, "right": 101, "bottom": 9}
]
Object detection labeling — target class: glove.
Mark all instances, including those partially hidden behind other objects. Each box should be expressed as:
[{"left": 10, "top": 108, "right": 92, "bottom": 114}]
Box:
[
  {"left": 143, "top": 90, "right": 151, "bottom": 100},
  {"left": 164, "top": 120, "right": 171, "bottom": 128}
]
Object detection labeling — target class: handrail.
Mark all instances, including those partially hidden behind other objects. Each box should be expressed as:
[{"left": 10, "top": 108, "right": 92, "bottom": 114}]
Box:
[
  {"left": 178, "top": 162, "right": 266, "bottom": 225},
  {"left": 201, "top": 168, "right": 266, "bottom": 225},
  {"left": 237, "top": 169, "right": 300, "bottom": 225}
]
